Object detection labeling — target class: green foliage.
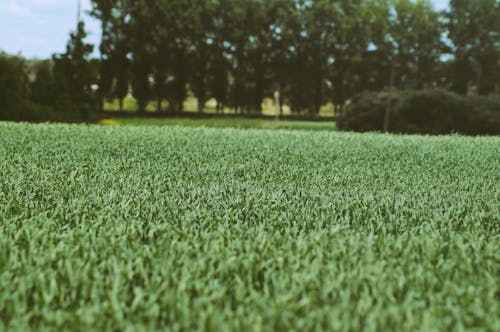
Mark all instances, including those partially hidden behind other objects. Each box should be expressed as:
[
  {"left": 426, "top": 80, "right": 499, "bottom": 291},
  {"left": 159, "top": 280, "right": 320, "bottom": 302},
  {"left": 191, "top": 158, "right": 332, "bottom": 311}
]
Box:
[
  {"left": 0, "top": 53, "right": 30, "bottom": 109},
  {"left": 52, "top": 21, "right": 98, "bottom": 120},
  {"left": 389, "top": 0, "right": 446, "bottom": 89},
  {"left": 30, "top": 60, "right": 57, "bottom": 106},
  {"left": 338, "top": 89, "right": 500, "bottom": 135},
  {"left": 0, "top": 54, "right": 69, "bottom": 123},
  {"left": 447, "top": 0, "right": 500, "bottom": 95},
  {"left": 88, "top": 0, "right": 500, "bottom": 116},
  {"left": 0, "top": 23, "right": 98, "bottom": 123},
  {"left": 0, "top": 123, "right": 499, "bottom": 330},
  {"left": 0, "top": 54, "right": 29, "bottom": 120}
]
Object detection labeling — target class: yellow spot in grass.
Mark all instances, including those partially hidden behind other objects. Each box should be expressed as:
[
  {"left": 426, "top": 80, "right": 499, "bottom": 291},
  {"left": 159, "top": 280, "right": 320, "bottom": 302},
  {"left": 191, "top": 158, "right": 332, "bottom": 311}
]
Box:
[{"left": 100, "top": 119, "right": 120, "bottom": 125}]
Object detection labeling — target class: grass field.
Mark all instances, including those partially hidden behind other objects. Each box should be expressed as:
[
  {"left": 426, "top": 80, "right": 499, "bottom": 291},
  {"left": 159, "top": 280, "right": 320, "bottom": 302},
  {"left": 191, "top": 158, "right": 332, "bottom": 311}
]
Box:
[
  {"left": 0, "top": 122, "right": 499, "bottom": 331},
  {"left": 100, "top": 117, "right": 337, "bottom": 131}
]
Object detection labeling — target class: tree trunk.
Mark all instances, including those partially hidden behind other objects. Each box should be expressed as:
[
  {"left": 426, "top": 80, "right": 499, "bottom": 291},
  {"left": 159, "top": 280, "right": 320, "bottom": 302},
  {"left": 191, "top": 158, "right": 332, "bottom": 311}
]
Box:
[
  {"left": 274, "top": 87, "right": 280, "bottom": 119},
  {"left": 99, "top": 97, "right": 104, "bottom": 113},
  {"left": 197, "top": 99, "right": 204, "bottom": 113},
  {"left": 384, "top": 59, "right": 396, "bottom": 133},
  {"left": 137, "top": 100, "right": 146, "bottom": 114},
  {"left": 216, "top": 100, "right": 222, "bottom": 114},
  {"left": 279, "top": 94, "right": 284, "bottom": 116},
  {"left": 277, "top": 83, "right": 284, "bottom": 117},
  {"left": 157, "top": 96, "right": 162, "bottom": 112},
  {"left": 119, "top": 97, "right": 124, "bottom": 112},
  {"left": 476, "top": 63, "right": 482, "bottom": 96},
  {"left": 337, "top": 104, "right": 344, "bottom": 116}
]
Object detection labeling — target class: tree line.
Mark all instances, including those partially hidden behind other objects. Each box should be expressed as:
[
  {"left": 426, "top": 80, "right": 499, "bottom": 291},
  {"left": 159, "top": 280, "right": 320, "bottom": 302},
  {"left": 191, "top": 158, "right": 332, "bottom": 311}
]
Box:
[
  {"left": 88, "top": 0, "right": 499, "bottom": 115},
  {"left": 1, "top": 0, "right": 498, "bottom": 123}
]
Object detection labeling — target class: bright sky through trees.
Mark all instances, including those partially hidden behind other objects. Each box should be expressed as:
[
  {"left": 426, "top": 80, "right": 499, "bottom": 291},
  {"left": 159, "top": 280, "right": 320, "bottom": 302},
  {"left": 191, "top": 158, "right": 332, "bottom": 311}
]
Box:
[{"left": 0, "top": 0, "right": 450, "bottom": 59}]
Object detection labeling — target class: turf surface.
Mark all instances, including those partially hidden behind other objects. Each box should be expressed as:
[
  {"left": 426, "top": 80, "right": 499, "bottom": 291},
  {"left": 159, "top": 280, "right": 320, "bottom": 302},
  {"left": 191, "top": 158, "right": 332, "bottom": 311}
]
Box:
[
  {"left": 101, "top": 117, "right": 337, "bottom": 131},
  {"left": 0, "top": 122, "right": 498, "bottom": 331}
]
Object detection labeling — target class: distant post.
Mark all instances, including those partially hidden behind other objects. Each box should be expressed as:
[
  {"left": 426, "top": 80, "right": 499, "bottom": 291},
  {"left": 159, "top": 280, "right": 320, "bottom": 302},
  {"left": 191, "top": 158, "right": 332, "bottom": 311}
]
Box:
[
  {"left": 274, "top": 85, "right": 280, "bottom": 120},
  {"left": 384, "top": 58, "right": 396, "bottom": 133}
]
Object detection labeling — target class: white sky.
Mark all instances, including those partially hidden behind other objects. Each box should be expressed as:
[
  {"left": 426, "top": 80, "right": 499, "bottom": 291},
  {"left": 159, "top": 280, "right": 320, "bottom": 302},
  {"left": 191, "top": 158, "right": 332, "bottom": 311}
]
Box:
[{"left": 0, "top": 0, "right": 451, "bottom": 59}]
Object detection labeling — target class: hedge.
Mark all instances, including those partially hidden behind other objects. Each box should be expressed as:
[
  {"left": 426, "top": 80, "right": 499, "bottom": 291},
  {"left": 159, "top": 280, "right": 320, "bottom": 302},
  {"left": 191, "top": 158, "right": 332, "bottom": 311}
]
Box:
[{"left": 338, "top": 89, "right": 500, "bottom": 135}]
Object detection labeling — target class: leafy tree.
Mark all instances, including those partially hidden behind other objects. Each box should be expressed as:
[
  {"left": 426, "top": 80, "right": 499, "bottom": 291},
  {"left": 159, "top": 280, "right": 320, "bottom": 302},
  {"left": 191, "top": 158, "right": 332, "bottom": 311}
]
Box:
[
  {"left": 188, "top": 0, "right": 215, "bottom": 113},
  {"left": 129, "top": 1, "right": 152, "bottom": 113},
  {"left": 0, "top": 53, "right": 31, "bottom": 120},
  {"left": 266, "top": 0, "right": 295, "bottom": 115},
  {"left": 52, "top": 21, "right": 97, "bottom": 117},
  {"left": 90, "top": 0, "right": 115, "bottom": 110},
  {"left": 363, "top": 0, "right": 444, "bottom": 130},
  {"left": 111, "top": 1, "right": 133, "bottom": 111},
  {"left": 447, "top": 0, "right": 500, "bottom": 95},
  {"left": 149, "top": 0, "right": 191, "bottom": 113},
  {"left": 30, "top": 60, "right": 57, "bottom": 107},
  {"left": 90, "top": 0, "right": 132, "bottom": 111},
  {"left": 320, "top": 0, "right": 376, "bottom": 115},
  {"left": 286, "top": 0, "right": 328, "bottom": 115}
]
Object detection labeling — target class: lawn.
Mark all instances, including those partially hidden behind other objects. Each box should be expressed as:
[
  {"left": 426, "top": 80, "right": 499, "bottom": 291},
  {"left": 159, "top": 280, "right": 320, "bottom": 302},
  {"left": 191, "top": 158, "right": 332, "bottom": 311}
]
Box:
[
  {"left": 101, "top": 117, "right": 337, "bottom": 131},
  {"left": 0, "top": 122, "right": 498, "bottom": 331}
]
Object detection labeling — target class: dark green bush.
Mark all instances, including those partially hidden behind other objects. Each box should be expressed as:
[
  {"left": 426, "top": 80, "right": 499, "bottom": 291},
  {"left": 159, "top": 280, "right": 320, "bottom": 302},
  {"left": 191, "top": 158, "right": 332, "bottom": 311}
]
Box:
[
  {"left": 0, "top": 53, "right": 97, "bottom": 123},
  {"left": 463, "top": 95, "right": 500, "bottom": 135},
  {"left": 338, "top": 89, "right": 500, "bottom": 135},
  {"left": 0, "top": 53, "right": 30, "bottom": 121},
  {"left": 1, "top": 99, "right": 97, "bottom": 124}
]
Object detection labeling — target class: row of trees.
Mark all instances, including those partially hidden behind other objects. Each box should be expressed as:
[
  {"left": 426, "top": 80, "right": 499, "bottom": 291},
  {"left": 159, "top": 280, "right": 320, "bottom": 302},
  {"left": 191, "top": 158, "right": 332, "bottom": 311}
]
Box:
[{"left": 88, "top": 0, "right": 499, "bottom": 115}]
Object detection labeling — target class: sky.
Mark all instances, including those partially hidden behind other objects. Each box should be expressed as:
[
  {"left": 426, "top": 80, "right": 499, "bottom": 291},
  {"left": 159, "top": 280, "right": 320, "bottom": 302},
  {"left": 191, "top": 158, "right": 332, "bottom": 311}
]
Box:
[{"left": 0, "top": 0, "right": 451, "bottom": 59}]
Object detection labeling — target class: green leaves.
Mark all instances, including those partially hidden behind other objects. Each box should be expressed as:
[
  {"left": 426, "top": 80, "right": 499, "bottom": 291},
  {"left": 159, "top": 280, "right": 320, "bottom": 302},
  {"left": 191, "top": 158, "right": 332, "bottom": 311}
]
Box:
[{"left": 0, "top": 122, "right": 499, "bottom": 330}]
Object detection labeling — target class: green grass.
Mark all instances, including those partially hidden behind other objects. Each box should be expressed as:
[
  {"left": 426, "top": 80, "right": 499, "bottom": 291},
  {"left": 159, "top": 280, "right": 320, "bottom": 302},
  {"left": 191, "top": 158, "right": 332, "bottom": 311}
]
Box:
[
  {"left": 103, "top": 117, "right": 337, "bottom": 131},
  {"left": 0, "top": 122, "right": 499, "bottom": 331}
]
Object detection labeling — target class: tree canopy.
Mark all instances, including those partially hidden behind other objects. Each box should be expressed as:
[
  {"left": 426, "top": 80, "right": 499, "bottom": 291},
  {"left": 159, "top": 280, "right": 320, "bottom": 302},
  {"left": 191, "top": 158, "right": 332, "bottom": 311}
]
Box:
[{"left": 86, "top": 0, "right": 498, "bottom": 115}]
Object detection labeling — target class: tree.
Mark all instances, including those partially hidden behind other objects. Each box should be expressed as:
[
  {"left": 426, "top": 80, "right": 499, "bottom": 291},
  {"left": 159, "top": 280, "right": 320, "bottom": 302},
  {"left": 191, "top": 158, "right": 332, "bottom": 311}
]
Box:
[
  {"left": 363, "top": 0, "right": 444, "bottom": 131},
  {"left": 188, "top": 0, "right": 214, "bottom": 113},
  {"left": 149, "top": 0, "right": 191, "bottom": 113},
  {"left": 52, "top": 21, "right": 97, "bottom": 118},
  {"left": 90, "top": 0, "right": 115, "bottom": 110},
  {"left": 285, "top": 0, "right": 328, "bottom": 115},
  {"left": 0, "top": 53, "right": 31, "bottom": 120},
  {"left": 266, "top": 0, "right": 295, "bottom": 116},
  {"left": 31, "top": 60, "right": 57, "bottom": 107},
  {"left": 90, "top": 0, "right": 132, "bottom": 111},
  {"left": 320, "top": 0, "right": 377, "bottom": 115},
  {"left": 129, "top": 1, "right": 152, "bottom": 113},
  {"left": 447, "top": 0, "right": 500, "bottom": 95}
]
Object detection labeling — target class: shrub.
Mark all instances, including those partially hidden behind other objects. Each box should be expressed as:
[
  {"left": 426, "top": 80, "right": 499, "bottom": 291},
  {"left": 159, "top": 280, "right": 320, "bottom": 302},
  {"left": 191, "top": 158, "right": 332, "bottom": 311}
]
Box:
[
  {"left": 463, "top": 95, "right": 500, "bottom": 135},
  {"left": 0, "top": 53, "right": 98, "bottom": 123},
  {"left": 338, "top": 89, "right": 500, "bottom": 135},
  {"left": 0, "top": 53, "right": 30, "bottom": 120}
]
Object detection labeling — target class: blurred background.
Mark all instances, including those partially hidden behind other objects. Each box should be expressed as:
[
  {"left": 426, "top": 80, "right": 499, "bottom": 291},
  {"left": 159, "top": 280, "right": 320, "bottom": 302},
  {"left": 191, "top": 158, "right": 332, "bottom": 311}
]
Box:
[{"left": 0, "top": 0, "right": 498, "bottom": 134}]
